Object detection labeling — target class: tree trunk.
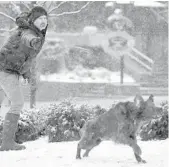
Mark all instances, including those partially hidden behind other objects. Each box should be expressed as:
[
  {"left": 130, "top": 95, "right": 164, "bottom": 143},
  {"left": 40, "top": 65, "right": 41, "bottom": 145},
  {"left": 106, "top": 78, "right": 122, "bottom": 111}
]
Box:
[
  {"left": 120, "top": 55, "right": 124, "bottom": 84},
  {"left": 30, "top": 60, "right": 37, "bottom": 109},
  {"left": 30, "top": 76, "right": 37, "bottom": 108}
]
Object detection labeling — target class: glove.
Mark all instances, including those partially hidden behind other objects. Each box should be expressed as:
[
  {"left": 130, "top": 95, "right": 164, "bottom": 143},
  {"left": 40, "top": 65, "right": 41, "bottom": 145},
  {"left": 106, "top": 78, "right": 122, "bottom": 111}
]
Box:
[
  {"left": 20, "top": 76, "right": 29, "bottom": 85},
  {"left": 30, "top": 37, "right": 42, "bottom": 50},
  {"left": 22, "top": 70, "right": 31, "bottom": 83}
]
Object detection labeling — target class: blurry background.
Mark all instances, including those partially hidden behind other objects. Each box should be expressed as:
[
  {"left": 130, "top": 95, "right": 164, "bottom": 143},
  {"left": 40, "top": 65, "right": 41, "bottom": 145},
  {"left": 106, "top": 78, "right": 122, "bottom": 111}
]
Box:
[{"left": 0, "top": 1, "right": 168, "bottom": 105}]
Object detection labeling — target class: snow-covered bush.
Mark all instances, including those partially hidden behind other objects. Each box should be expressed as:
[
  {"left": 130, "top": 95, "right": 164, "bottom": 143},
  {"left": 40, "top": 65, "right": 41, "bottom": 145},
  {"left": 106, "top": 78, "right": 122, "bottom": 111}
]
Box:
[
  {"left": 0, "top": 107, "right": 49, "bottom": 144},
  {"left": 65, "top": 45, "right": 119, "bottom": 72},
  {"left": 0, "top": 100, "right": 167, "bottom": 144},
  {"left": 46, "top": 100, "right": 107, "bottom": 142},
  {"left": 139, "top": 101, "right": 168, "bottom": 141},
  {"left": 15, "top": 107, "right": 50, "bottom": 143},
  {"left": 0, "top": 100, "right": 108, "bottom": 144},
  {"left": 38, "top": 38, "right": 67, "bottom": 75}
]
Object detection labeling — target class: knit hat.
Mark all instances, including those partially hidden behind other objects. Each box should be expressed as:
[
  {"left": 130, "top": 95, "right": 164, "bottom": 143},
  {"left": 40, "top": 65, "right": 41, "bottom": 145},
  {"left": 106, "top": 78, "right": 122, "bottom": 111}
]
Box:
[{"left": 29, "top": 6, "right": 47, "bottom": 24}]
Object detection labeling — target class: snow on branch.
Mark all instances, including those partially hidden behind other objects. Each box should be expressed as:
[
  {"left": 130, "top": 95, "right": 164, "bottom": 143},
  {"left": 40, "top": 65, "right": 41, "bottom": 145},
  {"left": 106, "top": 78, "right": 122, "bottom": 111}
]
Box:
[
  {"left": 0, "top": 27, "right": 16, "bottom": 33},
  {"left": 0, "top": 12, "right": 15, "bottom": 22},
  {"left": 10, "top": 1, "right": 22, "bottom": 15},
  {"left": 46, "top": 1, "right": 53, "bottom": 11},
  {"left": 21, "top": 1, "right": 31, "bottom": 10},
  {"left": 48, "top": 1, "right": 67, "bottom": 14},
  {"left": 49, "top": 1, "right": 93, "bottom": 17},
  {"left": 0, "top": 27, "right": 16, "bottom": 36},
  {"left": 150, "top": 8, "right": 168, "bottom": 23}
]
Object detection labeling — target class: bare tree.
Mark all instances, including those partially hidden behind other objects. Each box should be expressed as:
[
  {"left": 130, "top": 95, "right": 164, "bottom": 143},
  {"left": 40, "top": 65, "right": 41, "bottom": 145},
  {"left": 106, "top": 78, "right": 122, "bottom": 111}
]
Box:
[{"left": 0, "top": 1, "right": 93, "bottom": 108}]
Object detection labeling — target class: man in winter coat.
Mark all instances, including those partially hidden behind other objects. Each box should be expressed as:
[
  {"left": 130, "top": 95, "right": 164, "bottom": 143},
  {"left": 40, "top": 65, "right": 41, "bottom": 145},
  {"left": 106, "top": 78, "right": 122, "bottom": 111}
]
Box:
[{"left": 0, "top": 6, "right": 48, "bottom": 151}]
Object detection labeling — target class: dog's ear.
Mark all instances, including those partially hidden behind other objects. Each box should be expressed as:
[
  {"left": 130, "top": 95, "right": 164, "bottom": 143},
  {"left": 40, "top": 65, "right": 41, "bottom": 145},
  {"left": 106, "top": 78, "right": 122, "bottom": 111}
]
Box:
[
  {"left": 147, "top": 94, "right": 154, "bottom": 102},
  {"left": 134, "top": 94, "right": 144, "bottom": 108}
]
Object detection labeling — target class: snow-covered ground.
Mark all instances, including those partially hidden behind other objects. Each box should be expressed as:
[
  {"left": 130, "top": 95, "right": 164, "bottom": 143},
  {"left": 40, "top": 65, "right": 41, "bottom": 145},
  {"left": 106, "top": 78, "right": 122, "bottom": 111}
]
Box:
[
  {"left": 40, "top": 67, "right": 136, "bottom": 83},
  {"left": 0, "top": 137, "right": 168, "bottom": 167}
]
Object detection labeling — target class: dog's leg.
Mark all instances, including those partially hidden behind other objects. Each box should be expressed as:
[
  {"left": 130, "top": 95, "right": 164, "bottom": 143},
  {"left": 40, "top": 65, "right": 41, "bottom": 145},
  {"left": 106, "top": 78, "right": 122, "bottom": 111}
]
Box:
[
  {"left": 76, "top": 143, "right": 82, "bottom": 159},
  {"left": 83, "top": 138, "right": 102, "bottom": 157},
  {"left": 134, "top": 153, "right": 146, "bottom": 163},
  {"left": 83, "top": 148, "right": 92, "bottom": 157},
  {"left": 132, "top": 143, "right": 145, "bottom": 163},
  {"left": 128, "top": 139, "right": 146, "bottom": 163}
]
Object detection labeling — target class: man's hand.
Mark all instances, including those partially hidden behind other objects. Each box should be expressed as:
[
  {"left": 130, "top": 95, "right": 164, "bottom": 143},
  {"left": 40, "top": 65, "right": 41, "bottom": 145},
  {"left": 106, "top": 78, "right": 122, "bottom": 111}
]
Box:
[
  {"left": 20, "top": 77, "right": 29, "bottom": 85},
  {"left": 22, "top": 70, "right": 31, "bottom": 83}
]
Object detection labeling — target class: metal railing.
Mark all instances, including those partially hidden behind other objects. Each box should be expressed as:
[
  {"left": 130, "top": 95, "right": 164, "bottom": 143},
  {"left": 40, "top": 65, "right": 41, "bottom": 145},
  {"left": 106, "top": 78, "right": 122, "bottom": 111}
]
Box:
[
  {"left": 127, "top": 47, "right": 154, "bottom": 71},
  {"left": 131, "top": 47, "right": 154, "bottom": 64},
  {"left": 127, "top": 52, "right": 152, "bottom": 71}
]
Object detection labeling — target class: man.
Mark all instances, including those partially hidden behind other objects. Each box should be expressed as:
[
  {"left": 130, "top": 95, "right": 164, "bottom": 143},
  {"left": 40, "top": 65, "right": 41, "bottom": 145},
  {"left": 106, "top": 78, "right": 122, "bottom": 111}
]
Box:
[{"left": 0, "top": 6, "right": 48, "bottom": 151}]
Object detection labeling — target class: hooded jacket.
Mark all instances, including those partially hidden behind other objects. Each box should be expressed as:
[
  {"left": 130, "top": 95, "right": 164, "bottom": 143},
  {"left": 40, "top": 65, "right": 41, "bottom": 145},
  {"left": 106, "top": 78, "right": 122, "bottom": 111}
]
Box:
[{"left": 0, "top": 11, "right": 47, "bottom": 79}]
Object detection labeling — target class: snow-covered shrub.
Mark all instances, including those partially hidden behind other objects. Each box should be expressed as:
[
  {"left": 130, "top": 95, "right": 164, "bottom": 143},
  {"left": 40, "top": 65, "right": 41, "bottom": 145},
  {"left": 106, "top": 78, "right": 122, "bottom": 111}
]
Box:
[
  {"left": 0, "top": 100, "right": 108, "bottom": 144},
  {"left": 46, "top": 101, "right": 91, "bottom": 142},
  {"left": 0, "top": 107, "right": 50, "bottom": 144},
  {"left": 15, "top": 114, "right": 37, "bottom": 143},
  {"left": 139, "top": 101, "right": 168, "bottom": 141},
  {"left": 46, "top": 100, "right": 108, "bottom": 142},
  {"left": 15, "top": 107, "right": 50, "bottom": 143},
  {"left": 38, "top": 38, "right": 67, "bottom": 75},
  {"left": 65, "top": 45, "right": 119, "bottom": 72}
]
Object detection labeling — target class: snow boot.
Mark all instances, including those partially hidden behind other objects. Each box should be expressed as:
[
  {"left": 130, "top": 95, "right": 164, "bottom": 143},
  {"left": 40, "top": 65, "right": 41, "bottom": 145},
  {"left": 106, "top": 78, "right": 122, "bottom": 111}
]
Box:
[{"left": 0, "top": 113, "right": 26, "bottom": 151}]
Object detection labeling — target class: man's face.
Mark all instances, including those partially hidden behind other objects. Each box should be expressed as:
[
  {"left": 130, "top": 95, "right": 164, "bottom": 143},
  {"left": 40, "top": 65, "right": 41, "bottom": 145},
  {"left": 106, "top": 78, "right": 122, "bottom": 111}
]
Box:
[{"left": 33, "top": 15, "right": 48, "bottom": 31}]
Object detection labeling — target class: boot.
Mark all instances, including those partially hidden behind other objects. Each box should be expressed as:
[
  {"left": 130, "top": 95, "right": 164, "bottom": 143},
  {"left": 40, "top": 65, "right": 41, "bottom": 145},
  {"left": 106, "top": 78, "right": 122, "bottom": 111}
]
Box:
[{"left": 0, "top": 113, "right": 26, "bottom": 151}]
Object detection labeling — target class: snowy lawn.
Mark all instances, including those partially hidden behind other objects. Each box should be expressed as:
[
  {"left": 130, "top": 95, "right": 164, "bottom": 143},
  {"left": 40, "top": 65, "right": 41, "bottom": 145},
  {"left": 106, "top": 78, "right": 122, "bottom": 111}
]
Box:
[
  {"left": 0, "top": 137, "right": 168, "bottom": 167},
  {"left": 40, "top": 68, "right": 136, "bottom": 83}
]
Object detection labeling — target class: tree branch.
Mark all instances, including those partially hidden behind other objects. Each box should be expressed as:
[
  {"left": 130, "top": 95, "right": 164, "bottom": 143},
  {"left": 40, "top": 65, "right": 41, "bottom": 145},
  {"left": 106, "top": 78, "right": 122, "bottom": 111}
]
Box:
[
  {"left": 0, "top": 28, "right": 10, "bottom": 32},
  {"left": 35, "top": 1, "right": 46, "bottom": 7},
  {"left": 150, "top": 8, "right": 168, "bottom": 23},
  {"left": 0, "top": 27, "right": 16, "bottom": 37},
  {"left": 46, "top": 1, "right": 53, "bottom": 11},
  {"left": 158, "top": 9, "right": 168, "bottom": 14},
  {"left": 49, "top": 1, "right": 93, "bottom": 17},
  {"left": 48, "top": 1, "right": 67, "bottom": 14},
  {"left": 21, "top": 1, "right": 31, "bottom": 11},
  {"left": 0, "top": 27, "right": 16, "bottom": 32},
  {"left": 10, "top": 1, "right": 22, "bottom": 15},
  {"left": 0, "top": 12, "right": 15, "bottom": 22}
]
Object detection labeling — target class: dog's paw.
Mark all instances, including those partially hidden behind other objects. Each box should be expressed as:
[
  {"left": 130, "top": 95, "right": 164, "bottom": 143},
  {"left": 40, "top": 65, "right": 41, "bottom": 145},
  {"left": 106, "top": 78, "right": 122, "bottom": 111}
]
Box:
[
  {"left": 76, "top": 155, "right": 81, "bottom": 159},
  {"left": 141, "top": 159, "right": 147, "bottom": 163},
  {"left": 137, "top": 159, "right": 147, "bottom": 164},
  {"left": 83, "top": 153, "right": 89, "bottom": 157}
]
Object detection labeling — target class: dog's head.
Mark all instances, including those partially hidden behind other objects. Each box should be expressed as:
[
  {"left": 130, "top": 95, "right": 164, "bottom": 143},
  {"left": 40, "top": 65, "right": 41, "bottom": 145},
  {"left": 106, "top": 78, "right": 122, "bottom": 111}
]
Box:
[{"left": 134, "top": 94, "right": 163, "bottom": 121}]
